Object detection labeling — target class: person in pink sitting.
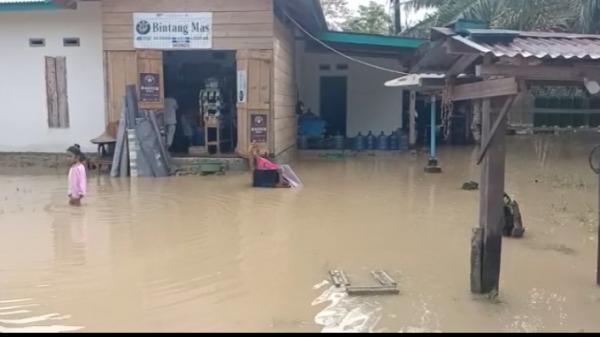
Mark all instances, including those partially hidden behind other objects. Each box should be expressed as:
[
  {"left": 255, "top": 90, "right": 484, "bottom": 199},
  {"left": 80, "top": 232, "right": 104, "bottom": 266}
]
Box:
[
  {"left": 249, "top": 145, "right": 301, "bottom": 188},
  {"left": 67, "top": 144, "right": 88, "bottom": 206}
]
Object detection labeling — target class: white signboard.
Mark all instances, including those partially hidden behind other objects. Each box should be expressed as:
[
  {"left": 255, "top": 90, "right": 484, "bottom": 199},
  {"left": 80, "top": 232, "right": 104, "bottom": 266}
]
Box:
[
  {"left": 237, "top": 70, "right": 247, "bottom": 104},
  {"left": 133, "top": 12, "right": 212, "bottom": 49}
]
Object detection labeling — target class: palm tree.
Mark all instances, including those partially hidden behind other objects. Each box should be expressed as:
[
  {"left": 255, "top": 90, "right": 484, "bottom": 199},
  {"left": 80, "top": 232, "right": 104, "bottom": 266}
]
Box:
[{"left": 401, "top": 0, "right": 600, "bottom": 38}]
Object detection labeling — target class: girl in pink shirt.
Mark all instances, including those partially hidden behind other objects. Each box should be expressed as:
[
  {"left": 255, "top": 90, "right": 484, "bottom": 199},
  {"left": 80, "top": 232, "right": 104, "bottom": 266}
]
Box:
[{"left": 67, "top": 144, "right": 87, "bottom": 206}]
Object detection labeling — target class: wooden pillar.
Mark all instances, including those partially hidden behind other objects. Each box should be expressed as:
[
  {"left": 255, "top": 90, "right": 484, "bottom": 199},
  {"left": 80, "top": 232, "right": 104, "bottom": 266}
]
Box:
[
  {"left": 473, "top": 97, "right": 507, "bottom": 294},
  {"left": 409, "top": 90, "right": 417, "bottom": 147}
]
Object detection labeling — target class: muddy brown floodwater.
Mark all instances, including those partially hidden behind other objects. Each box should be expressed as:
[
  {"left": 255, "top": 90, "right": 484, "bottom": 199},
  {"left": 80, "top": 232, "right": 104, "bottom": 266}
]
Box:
[{"left": 2, "top": 133, "right": 600, "bottom": 332}]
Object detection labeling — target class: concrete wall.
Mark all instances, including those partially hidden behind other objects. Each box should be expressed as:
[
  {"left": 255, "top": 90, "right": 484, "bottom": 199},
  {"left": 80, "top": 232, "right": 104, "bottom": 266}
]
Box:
[
  {"left": 0, "top": 1, "right": 105, "bottom": 153},
  {"left": 297, "top": 44, "right": 404, "bottom": 137}
]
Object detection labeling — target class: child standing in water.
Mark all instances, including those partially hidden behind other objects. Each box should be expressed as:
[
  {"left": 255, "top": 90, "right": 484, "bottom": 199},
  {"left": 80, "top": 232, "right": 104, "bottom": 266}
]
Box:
[{"left": 67, "top": 144, "right": 87, "bottom": 206}]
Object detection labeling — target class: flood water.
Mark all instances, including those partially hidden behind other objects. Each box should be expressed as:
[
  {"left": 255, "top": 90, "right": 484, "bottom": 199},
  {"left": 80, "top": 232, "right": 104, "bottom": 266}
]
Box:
[{"left": 2, "top": 133, "right": 600, "bottom": 332}]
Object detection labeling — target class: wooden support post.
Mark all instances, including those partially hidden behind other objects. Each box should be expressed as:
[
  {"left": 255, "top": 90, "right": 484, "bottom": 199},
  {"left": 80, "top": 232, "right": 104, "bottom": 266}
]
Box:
[
  {"left": 425, "top": 95, "right": 442, "bottom": 173},
  {"left": 409, "top": 90, "right": 417, "bottom": 147},
  {"left": 473, "top": 97, "right": 507, "bottom": 294}
]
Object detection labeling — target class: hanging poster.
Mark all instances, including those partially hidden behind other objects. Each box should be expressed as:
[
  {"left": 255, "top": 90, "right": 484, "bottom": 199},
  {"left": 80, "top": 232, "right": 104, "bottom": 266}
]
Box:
[
  {"left": 250, "top": 114, "right": 268, "bottom": 144},
  {"left": 237, "top": 70, "right": 247, "bottom": 104},
  {"left": 139, "top": 73, "right": 161, "bottom": 103},
  {"left": 133, "top": 12, "right": 212, "bottom": 49}
]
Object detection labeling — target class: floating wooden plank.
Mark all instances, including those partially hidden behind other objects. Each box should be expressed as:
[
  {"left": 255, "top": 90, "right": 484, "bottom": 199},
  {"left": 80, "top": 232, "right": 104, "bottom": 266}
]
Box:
[
  {"left": 451, "top": 77, "right": 518, "bottom": 102},
  {"left": 329, "top": 270, "right": 351, "bottom": 288},
  {"left": 371, "top": 271, "right": 397, "bottom": 287},
  {"left": 346, "top": 286, "right": 400, "bottom": 296}
]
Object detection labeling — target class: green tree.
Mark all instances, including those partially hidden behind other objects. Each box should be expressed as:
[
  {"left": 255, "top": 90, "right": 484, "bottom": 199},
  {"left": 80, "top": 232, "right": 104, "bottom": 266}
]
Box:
[
  {"left": 401, "top": 0, "right": 600, "bottom": 38},
  {"left": 344, "top": 1, "right": 393, "bottom": 35},
  {"left": 320, "top": 0, "right": 351, "bottom": 29}
]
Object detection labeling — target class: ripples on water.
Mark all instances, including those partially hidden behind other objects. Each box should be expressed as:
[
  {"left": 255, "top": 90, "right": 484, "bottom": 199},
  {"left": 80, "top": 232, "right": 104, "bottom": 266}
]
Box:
[
  {"left": 0, "top": 298, "right": 82, "bottom": 333},
  {"left": 1, "top": 134, "right": 600, "bottom": 331}
]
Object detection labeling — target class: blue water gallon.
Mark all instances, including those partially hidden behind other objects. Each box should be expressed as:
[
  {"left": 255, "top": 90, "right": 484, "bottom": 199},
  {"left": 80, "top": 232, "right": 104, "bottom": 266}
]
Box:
[
  {"left": 334, "top": 133, "right": 345, "bottom": 150},
  {"left": 399, "top": 132, "right": 409, "bottom": 150},
  {"left": 366, "top": 131, "right": 376, "bottom": 150},
  {"left": 354, "top": 132, "right": 365, "bottom": 151},
  {"left": 389, "top": 131, "right": 399, "bottom": 151},
  {"left": 377, "top": 131, "right": 389, "bottom": 151}
]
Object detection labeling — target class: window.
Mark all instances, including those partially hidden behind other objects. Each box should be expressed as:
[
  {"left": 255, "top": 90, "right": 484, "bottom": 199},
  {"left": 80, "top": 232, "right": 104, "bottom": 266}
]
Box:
[
  {"left": 45, "top": 56, "right": 69, "bottom": 128},
  {"left": 29, "top": 38, "right": 45, "bottom": 47},
  {"left": 319, "top": 64, "right": 331, "bottom": 71},
  {"left": 336, "top": 64, "right": 349, "bottom": 70},
  {"left": 63, "top": 37, "right": 80, "bottom": 47}
]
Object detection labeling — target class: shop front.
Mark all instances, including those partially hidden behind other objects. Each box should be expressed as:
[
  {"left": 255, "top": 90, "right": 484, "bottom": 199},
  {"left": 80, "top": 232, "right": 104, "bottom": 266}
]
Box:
[{"left": 102, "top": 0, "right": 302, "bottom": 159}]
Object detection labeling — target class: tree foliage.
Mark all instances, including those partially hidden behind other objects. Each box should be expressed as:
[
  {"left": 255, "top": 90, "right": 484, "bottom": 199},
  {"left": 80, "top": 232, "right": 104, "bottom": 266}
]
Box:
[
  {"left": 344, "top": 1, "right": 393, "bottom": 35},
  {"left": 401, "top": 0, "right": 600, "bottom": 38}
]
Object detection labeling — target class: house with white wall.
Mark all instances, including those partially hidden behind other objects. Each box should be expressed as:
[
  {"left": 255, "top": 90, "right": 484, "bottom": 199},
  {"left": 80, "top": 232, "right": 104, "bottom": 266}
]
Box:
[
  {"left": 0, "top": 0, "right": 425, "bottom": 157},
  {"left": 295, "top": 31, "right": 425, "bottom": 138},
  {"left": 0, "top": 0, "right": 105, "bottom": 153}
]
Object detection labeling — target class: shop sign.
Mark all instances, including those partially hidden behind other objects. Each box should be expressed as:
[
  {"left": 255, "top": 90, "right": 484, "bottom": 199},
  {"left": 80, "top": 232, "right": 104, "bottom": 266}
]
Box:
[
  {"left": 134, "top": 12, "right": 212, "bottom": 49},
  {"left": 139, "top": 73, "right": 161, "bottom": 103},
  {"left": 250, "top": 114, "right": 268, "bottom": 144}
]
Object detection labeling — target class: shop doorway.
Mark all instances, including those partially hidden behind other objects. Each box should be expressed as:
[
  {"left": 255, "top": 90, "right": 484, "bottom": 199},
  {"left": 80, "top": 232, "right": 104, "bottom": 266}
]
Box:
[{"left": 163, "top": 50, "right": 237, "bottom": 156}]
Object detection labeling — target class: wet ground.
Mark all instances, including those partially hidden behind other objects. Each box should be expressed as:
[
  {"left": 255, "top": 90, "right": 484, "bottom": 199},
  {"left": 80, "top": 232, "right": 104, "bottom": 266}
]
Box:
[{"left": 1, "top": 133, "right": 600, "bottom": 332}]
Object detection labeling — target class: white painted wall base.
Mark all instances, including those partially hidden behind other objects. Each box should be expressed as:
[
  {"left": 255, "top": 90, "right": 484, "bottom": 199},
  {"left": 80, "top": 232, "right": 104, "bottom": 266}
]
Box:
[{"left": 0, "top": 1, "right": 105, "bottom": 153}]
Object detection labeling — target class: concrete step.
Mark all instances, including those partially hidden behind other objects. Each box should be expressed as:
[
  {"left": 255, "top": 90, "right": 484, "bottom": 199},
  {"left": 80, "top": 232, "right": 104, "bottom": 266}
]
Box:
[{"left": 171, "top": 156, "right": 248, "bottom": 175}]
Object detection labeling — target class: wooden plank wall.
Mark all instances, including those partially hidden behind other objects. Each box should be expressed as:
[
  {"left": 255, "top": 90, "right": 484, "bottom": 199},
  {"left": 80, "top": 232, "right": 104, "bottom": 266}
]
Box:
[
  {"left": 236, "top": 49, "right": 273, "bottom": 157},
  {"left": 105, "top": 51, "right": 137, "bottom": 124},
  {"left": 273, "top": 16, "right": 297, "bottom": 156},
  {"left": 101, "top": 0, "right": 274, "bottom": 51}
]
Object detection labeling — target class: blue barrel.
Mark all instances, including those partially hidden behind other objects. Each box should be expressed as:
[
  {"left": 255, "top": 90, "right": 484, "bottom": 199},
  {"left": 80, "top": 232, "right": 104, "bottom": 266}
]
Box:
[
  {"left": 354, "top": 132, "right": 365, "bottom": 151},
  {"left": 377, "top": 131, "right": 389, "bottom": 151},
  {"left": 389, "top": 132, "right": 399, "bottom": 151},
  {"left": 334, "top": 133, "right": 345, "bottom": 150},
  {"left": 366, "top": 131, "right": 376, "bottom": 150}
]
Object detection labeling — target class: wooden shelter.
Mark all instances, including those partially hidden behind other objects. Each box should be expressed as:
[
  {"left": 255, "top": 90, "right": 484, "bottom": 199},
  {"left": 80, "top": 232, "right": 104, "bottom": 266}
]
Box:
[{"left": 412, "top": 20, "right": 600, "bottom": 294}]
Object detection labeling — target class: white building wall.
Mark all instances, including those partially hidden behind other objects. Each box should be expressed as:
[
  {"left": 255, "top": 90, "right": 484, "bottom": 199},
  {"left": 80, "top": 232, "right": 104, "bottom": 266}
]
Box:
[
  {"left": 0, "top": 1, "right": 104, "bottom": 153},
  {"left": 297, "top": 47, "right": 404, "bottom": 136}
]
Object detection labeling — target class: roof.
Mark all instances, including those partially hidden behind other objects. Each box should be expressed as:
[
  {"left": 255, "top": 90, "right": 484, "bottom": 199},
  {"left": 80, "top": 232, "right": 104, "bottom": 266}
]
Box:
[
  {"left": 432, "top": 27, "right": 600, "bottom": 60},
  {"left": 384, "top": 73, "right": 445, "bottom": 90},
  {"left": 0, "top": 0, "right": 75, "bottom": 10},
  {"left": 275, "top": 0, "right": 327, "bottom": 34},
  {"left": 319, "top": 31, "right": 427, "bottom": 49}
]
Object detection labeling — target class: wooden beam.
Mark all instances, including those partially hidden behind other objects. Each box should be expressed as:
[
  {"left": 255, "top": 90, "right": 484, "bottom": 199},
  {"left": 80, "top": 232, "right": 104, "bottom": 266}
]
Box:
[
  {"left": 477, "top": 95, "right": 516, "bottom": 165},
  {"left": 477, "top": 97, "right": 507, "bottom": 295},
  {"left": 451, "top": 77, "right": 519, "bottom": 101},
  {"left": 445, "top": 37, "right": 483, "bottom": 55},
  {"left": 477, "top": 64, "right": 600, "bottom": 82},
  {"left": 447, "top": 54, "right": 480, "bottom": 76},
  {"left": 409, "top": 90, "right": 417, "bottom": 147}
]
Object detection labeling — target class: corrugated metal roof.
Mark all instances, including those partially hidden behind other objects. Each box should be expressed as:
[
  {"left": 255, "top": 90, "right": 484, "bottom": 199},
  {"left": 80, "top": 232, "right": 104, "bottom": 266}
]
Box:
[
  {"left": 433, "top": 27, "right": 600, "bottom": 60},
  {"left": 0, "top": 0, "right": 71, "bottom": 11},
  {"left": 0, "top": 0, "right": 48, "bottom": 3}
]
